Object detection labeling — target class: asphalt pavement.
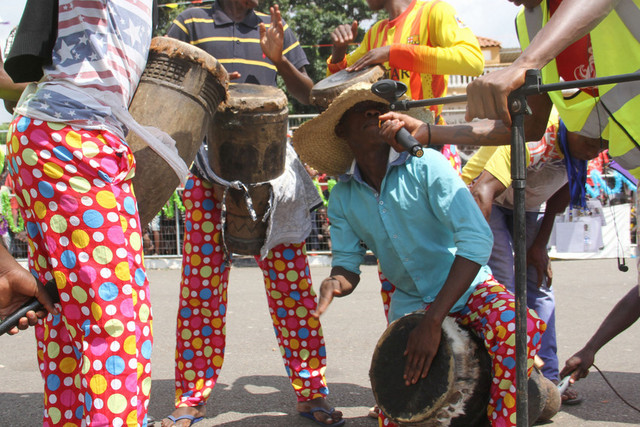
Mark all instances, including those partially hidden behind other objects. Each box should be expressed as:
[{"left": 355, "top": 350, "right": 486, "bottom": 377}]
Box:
[{"left": 1, "top": 257, "right": 639, "bottom": 426}]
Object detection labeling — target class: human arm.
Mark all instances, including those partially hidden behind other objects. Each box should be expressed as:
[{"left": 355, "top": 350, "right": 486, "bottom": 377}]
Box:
[
  {"left": 0, "top": 244, "right": 58, "bottom": 334},
  {"left": 329, "top": 21, "right": 359, "bottom": 65},
  {"left": 403, "top": 255, "right": 482, "bottom": 385},
  {"left": 0, "top": 53, "right": 29, "bottom": 113},
  {"left": 259, "top": 5, "right": 313, "bottom": 104},
  {"left": 465, "top": 0, "right": 620, "bottom": 126},
  {"left": 379, "top": 92, "right": 553, "bottom": 148},
  {"left": 469, "top": 170, "right": 507, "bottom": 221},
  {"left": 311, "top": 266, "right": 360, "bottom": 318},
  {"left": 559, "top": 284, "right": 640, "bottom": 382},
  {"left": 527, "top": 183, "right": 570, "bottom": 288}
]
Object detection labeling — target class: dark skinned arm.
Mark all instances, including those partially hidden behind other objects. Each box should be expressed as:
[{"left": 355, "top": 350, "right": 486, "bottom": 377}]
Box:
[
  {"left": 0, "top": 244, "right": 58, "bottom": 334},
  {"left": 311, "top": 266, "right": 360, "bottom": 318},
  {"left": 528, "top": 184, "right": 570, "bottom": 288},
  {"left": 403, "top": 256, "right": 482, "bottom": 385},
  {"left": 259, "top": 5, "right": 313, "bottom": 105},
  {"left": 560, "top": 284, "right": 640, "bottom": 382},
  {"left": 379, "top": 93, "right": 553, "bottom": 149},
  {"left": 469, "top": 170, "right": 507, "bottom": 222},
  {"left": 465, "top": 0, "right": 618, "bottom": 125}
]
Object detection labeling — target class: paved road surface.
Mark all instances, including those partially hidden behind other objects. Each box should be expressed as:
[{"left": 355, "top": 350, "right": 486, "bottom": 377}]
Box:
[{"left": 1, "top": 258, "right": 639, "bottom": 426}]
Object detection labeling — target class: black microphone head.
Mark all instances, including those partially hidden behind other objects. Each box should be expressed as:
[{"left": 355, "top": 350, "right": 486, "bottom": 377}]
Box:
[
  {"left": 371, "top": 79, "right": 408, "bottom": 103},
  {"left": 618, "top": 257, "right": 629, "bottom": 272}
]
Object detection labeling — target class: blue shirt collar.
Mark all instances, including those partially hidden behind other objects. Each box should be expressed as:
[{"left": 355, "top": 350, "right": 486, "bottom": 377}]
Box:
[{"left": 338, "top": 148, "right": 410, "bottom": 183}]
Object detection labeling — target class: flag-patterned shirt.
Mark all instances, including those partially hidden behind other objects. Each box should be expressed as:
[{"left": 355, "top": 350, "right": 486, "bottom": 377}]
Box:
[{"left": 17, "top": 0, "right": 153, "bottom": 139}]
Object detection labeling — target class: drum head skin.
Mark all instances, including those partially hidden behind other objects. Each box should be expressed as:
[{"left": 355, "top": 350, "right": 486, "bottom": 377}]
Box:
[{"left": 370, "top": 313, "right": 458, "bottom": 424}]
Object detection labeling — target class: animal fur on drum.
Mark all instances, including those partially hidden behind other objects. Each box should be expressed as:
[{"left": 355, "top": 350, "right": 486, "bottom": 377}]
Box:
[{"left": 370, "top": 313, "right": 492, "bottom": 427}]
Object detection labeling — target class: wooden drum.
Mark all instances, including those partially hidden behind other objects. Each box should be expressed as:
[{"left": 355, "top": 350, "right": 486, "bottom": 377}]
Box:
[
  {"left": 208, "top": 83, "right": 289, "bottom": 255},
  {"left": 370, "top": 313, "right": 549, "bottom": 426},
  {"left": 310, "top": 65, "right": 385, "bottom": 110},
  {"left": 128, "top": 37, "right": 228, "bottom": 226}
]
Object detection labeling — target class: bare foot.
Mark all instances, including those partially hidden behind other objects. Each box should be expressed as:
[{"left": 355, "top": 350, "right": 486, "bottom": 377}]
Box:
[
  {"left": 160, "top": 406, "right": 206, "bottom": 427},
  {"left": 297, "top": 397, "right": 344, "bottom": 425}
]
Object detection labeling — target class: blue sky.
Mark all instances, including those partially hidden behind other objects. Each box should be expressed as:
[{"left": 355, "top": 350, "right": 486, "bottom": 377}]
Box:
[{"left": 0, "top": 0, "right": 521, "bottom": 122}]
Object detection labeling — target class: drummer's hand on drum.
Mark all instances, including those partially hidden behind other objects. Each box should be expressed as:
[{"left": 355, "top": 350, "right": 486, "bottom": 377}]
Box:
[
  {"left": 346, "top": 46, "right": 390, "bottom": 72},
  {"left": 330, "top": 21, "right": 358, "bottom": 64},
  {"left": 403, "top": 314, "right": 442, "bottom": 386},
  {"left": 260, "top": 5, "right": 285, "bottom": 64}
]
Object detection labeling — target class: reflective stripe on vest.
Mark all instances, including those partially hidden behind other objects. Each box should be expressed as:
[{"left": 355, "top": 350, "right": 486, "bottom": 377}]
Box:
[{"left": 516, "top": 0, "right": 640, "bottom": 177}]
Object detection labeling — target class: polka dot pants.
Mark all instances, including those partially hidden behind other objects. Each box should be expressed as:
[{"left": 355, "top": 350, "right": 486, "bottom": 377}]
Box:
[
  {"left": 377, "top": 277, "right": 545, "bottom": 427},
  {"left": 7, "top": 117, "right": 153, "bottom": 426},
  {"left": 173, "top": 175, "right": 328, "bottom": 409}
]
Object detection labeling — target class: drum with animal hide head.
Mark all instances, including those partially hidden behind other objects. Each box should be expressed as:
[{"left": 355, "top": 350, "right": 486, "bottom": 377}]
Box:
[
  {"left": 128, "top": 37, "right": 228, "bottom": 226},
  {"left": 208, "top": 83, "right": 289, "bottom": 255},
  {"left": 370, "top": 312, "right": 550, "bottom": 426},
  {"left": 310, "top": 65, "right": 385, "bottom": 110}
]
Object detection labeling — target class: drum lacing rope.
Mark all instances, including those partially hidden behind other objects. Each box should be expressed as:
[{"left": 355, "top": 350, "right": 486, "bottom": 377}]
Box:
[{"left": 200, "top": 161, "right": 274, "bottom": 259}]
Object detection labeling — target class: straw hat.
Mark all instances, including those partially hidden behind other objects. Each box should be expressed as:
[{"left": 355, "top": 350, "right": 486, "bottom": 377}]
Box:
[{"left": 293, "top": 82, "right": 432, "bottom": 177}]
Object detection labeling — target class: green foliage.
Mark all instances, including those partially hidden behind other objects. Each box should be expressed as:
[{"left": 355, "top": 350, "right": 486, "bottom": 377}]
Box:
[
  {"left": 154, "top": 0, "right": 384, "bottom": 113},
  {"left": 155, "top": 1, "right": 190, "bottom": 36}
]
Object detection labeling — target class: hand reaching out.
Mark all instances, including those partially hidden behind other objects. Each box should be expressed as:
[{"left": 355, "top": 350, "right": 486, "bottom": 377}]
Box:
[{"left": 259, "top": 5, "right": 285, "bottom": 65}]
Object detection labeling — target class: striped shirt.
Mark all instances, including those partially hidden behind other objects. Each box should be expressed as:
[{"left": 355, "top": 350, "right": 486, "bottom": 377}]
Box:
[
  {"left": 167, "top": 1, "right": 309, "bottom": 86},
  {"left": 17, "top": 0, "right": 153, "bottom": 139},
  {"left": 328, "top": 0, "right": 483, "bottom": 123},
  {"left": 167, "top": 1, "right": 309, "bottom": 178}
]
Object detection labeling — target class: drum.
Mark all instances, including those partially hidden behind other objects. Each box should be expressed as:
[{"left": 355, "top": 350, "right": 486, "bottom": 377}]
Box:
[
  {"left": 128, "top": 37, "right": 228, "bottom": 226},
  {"left": 310, "top": 65, "right": 385, "bottom": 110},
  {"left": 370, "top": 313, "right": 549, "bottom": 426},
  {"left": 208, "top": 83, "right": 289, "bottom": 255}
]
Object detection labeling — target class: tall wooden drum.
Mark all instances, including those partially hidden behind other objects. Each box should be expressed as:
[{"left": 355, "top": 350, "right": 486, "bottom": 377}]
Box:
[
  {"left": 370, "top": 313, "right": 548, "bottom": 426},
  {"left": 208, "top": 83, "right": 289, "bottom": 255},
  {"left": 310, "top": 65, "right": 385, "bottom": 110},
  {"left": 128, "top": 37, "right": 228, "bottom": 226}
]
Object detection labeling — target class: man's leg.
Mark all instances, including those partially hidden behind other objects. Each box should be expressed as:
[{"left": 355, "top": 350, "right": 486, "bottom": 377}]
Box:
[
  {"left": 164, "top": 176, "right": 230, "bottom": 426},
  {"left": 455, "top": 278, "right": 545, "bottom": 427},
  {"left": 256, "top": 243, "right": 343, "bottom": 425}
]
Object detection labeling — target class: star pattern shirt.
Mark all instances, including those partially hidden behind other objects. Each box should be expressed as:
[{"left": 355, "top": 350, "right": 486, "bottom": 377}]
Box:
[{"left": 17, "top": 0, "right": 153, "bottom": 139}]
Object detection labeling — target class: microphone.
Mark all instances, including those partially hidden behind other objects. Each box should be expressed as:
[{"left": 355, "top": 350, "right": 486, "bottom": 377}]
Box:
[
  {"left": 0, "top": 279, "right": 59, "bottom": 336},
  {"left": 395, "top": 127, "right": 424, "bottom": 157},
  {"left": 618, "top": 256, "right": 629, "bottom": 272}
]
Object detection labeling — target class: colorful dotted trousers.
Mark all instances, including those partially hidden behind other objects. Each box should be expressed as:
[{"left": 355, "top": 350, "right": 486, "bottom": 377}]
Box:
[
  {"left": 173, "top": 175, "right": 328, "bottom": 408},
  {"left": 376, "top": 277, "right": 545, "bottom": 427},
  {"left": 7, "top": 117, "right": 153, "bottom": 427}
]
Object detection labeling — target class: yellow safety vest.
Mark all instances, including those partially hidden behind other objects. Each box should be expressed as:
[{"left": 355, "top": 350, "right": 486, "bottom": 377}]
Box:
[{"left": 516, "top": 0, "right": 640, "bottom": 177}]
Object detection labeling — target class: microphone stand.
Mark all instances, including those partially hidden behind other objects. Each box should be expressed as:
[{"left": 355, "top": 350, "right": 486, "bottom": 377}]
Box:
[{"left": 372, "top": 70, "right": 640, "bottom": 427}]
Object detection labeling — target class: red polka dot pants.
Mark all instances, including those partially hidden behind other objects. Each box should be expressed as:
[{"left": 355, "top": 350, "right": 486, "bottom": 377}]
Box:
[
  {"left": 173, "top": 175, "right": 328, "bottom": 409},
  {"left": 377, "top": 278, "right": 545, "bottom": 427},
  {"left": 7, "top": 117, "right": 153, "bottom": 426}
]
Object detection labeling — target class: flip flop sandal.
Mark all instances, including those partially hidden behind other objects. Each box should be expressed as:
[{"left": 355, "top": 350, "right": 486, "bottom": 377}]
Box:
[{"left": 299, "top": 407, "right": 346, "bottom": 426}]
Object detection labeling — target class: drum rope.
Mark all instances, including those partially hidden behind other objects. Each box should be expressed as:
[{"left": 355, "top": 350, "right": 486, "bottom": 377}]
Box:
[
  {"left": 202, "top": 161, "right": 274, "bottom": 259},
  {"left": 591, "top": 363, "right": 640, "bottom": 413}
]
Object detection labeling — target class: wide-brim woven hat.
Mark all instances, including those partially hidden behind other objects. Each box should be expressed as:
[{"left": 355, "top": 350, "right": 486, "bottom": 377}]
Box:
[{"left": 292, "top": 82, "right": 431, "bottom": 177}]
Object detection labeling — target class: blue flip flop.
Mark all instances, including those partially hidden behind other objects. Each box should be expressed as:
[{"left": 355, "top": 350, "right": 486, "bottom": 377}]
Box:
[
  {"left": 299, "top": 407, "right": 346, "bottom": 426},
  {"left": 166, "top": 414, "right": 204, "bottom": 426}
]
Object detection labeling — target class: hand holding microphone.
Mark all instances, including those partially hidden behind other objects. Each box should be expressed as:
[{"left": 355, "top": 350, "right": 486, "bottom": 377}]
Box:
[
  {"left": 0, "top": 279, "right": 59, "bottom": 336},
  {"left": 395, "top": 126, "right": 424, "bottom": 157}
]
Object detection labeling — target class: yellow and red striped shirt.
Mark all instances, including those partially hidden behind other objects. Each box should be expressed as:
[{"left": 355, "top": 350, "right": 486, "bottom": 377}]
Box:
[{"left": 328, "top": 0, "right": 483, "bottom": 123}]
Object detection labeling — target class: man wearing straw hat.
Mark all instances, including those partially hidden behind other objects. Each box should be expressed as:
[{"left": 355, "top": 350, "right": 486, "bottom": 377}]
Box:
[{"left": 293, "top": 82, "right": 545, "bottom": 427}]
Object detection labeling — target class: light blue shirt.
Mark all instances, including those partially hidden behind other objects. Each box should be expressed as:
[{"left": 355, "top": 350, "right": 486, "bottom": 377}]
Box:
[{"left": 328, "top": 148, "right": 493, "bottom": 322}]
